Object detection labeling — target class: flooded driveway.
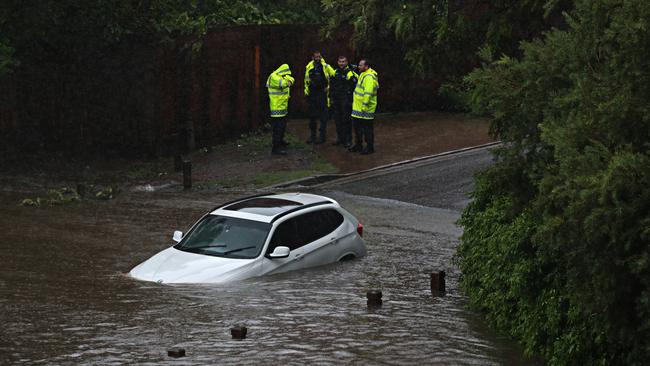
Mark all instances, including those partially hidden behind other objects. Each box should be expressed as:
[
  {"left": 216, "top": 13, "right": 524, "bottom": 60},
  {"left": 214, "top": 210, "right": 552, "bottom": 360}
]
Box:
[{"left": 0, "top": 148, "right": 534, "bottom": 365}]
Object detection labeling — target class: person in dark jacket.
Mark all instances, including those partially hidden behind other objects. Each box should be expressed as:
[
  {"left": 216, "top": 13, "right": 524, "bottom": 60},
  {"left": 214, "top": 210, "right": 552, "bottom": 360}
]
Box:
[
  {"left": 329, "top": 55, "right": 358, "bottom": 147},
  {"left": 304, "top": 51, "right": 335, "bottom": 144}
]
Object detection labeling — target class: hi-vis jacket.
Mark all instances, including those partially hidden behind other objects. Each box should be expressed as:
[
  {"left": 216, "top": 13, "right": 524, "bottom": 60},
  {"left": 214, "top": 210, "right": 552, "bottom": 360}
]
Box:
[
  {"left": 266, "top": 64, "right": 295, "bottom": 118},
  {"left": 352, "top": 67, "right": 379, "bottom": 120},
  {"left": 304, "top": 58, "right": 336, "bottom": 96}
]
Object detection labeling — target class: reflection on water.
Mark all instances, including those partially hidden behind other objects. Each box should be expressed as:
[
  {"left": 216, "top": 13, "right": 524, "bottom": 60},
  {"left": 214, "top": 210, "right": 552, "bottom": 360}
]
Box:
[{"left": 0, "top": 191, "right": 533, "bottom": 365}]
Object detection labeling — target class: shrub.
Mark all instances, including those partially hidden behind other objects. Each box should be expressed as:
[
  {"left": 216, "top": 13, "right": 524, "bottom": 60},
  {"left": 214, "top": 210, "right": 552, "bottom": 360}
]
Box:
[{"left": 458, "top": 1, "right": 650, "bottom": 364}]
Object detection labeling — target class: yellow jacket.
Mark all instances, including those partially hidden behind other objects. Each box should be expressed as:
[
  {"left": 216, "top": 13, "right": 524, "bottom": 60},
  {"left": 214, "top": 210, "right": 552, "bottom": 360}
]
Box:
[
  {"left": 266, "top": 64, "right": 295, "bottom": 118},
  {"left": 352, "top": 67, "right": 379, "bottom": 120},
  {"left": 304, "top": 58, "right": 336, "bottom": 96}
]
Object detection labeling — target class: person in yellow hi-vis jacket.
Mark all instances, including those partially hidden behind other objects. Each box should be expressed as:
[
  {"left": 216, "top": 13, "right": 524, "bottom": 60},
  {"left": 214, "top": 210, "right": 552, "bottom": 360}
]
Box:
[
  {"left": 304, "top": 51, "right": 335, "bottom": 144},
  {"left": 266, "top": 64, "right": 295, "bottom": 155},
  {"left": 349, "top": 59, "right": 379, "bottom": 154}
]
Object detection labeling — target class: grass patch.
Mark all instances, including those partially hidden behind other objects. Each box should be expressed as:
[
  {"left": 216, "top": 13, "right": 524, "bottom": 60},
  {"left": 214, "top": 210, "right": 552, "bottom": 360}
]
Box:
[{"left": 234, "top": 125, "right": 310, "bottom": 152}]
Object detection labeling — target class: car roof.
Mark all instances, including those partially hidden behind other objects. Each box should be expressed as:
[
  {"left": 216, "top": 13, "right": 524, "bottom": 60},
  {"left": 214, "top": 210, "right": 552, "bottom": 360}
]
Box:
[{"left": 210, "top": 192, "right": 338, "bottom": 223}]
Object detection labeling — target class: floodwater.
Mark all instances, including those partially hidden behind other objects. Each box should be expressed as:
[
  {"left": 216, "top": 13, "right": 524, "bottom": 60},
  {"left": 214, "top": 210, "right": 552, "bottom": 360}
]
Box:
[{"left": 0, "top": 189, "right": 534, "bottom": 365}]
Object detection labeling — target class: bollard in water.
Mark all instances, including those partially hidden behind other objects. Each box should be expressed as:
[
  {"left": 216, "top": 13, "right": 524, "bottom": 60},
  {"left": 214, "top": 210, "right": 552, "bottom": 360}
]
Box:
[
  {"left": 367, "top": 290, "right": 383, "bottom": 308},
  {"left": 431, "top": 271, "right": 446, "bottom": 295},
  {"left": 182, "top": 160, "right": 192, "bottom": 190},
  {"left": 167, "top": 347, "right": 186, "bottom": 358},
  {"left": 231, "top": 325, "right": 247, "bottom": 340}
]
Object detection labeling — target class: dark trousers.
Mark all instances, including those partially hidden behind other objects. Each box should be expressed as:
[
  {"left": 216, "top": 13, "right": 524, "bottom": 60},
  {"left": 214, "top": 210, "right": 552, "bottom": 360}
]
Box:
[
  {"left": 332, "top": 99, "right": 352, "bottom": 144},
  {"left": 352, "top": 117, "right": 374, "bottom": 148},
  {"left": 308, "top": 92, "right": 328, "bottom": 139},
  {"left": 271, "top": 116, "right": 287, "bottom": 149}
]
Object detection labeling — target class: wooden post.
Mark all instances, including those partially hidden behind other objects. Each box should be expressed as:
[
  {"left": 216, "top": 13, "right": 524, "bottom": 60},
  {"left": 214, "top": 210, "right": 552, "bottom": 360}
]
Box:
[
  {"left": 430, "top": 271, "right": 446, "bottom": 296},
  {"left": 167, "top": 348, "right": 186, "bottom": 357},
  {"left": 366, "top": 290, "right": 383, "bottom": 308},
  {"left": 231, "top": 325, "right": 247, "bottom": 340},
  {"left": 182, "top": 159, "right": 192, "bottom": 190}
]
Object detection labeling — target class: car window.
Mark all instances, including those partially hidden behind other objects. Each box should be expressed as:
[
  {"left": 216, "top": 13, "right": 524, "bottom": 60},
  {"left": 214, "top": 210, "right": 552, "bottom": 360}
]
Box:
[
  {"left": 268, "top": 217, "right": 300, "bottom": 252},
  {"left": 322, "top": 209, "right": 344, "bottom": 233},
  {"left": 296, "top": 209, "right": 345, "bottom": 245},
  {"left": 268, "top": 209, "right": 345, "bottom": 254},
  {"left": 174, "top": 215, "right": 271, "bottom": 259}
]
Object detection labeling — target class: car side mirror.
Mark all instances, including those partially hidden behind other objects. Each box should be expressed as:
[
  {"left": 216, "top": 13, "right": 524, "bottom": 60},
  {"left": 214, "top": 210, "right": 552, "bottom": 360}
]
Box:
[
  {"left": 269, "top": 246, "right": 290, "bottom": 259},
  {"left": 172, "top": 230, "right": 183, "bottom": 243}
]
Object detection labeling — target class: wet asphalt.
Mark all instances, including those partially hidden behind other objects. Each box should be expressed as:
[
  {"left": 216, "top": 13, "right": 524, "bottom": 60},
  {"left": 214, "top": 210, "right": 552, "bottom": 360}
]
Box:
[{"left": 313, "top": 145, "right": 496, "bottom": 211}]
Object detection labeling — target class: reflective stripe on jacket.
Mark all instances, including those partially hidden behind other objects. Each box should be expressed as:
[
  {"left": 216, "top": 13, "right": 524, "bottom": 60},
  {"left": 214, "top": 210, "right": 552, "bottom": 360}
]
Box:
[
  {"left": 351, "top": 68, "right": 379, "bottom": 120},
  {"left": 267, "top": 64, "right": 295, "bottom": 118}
]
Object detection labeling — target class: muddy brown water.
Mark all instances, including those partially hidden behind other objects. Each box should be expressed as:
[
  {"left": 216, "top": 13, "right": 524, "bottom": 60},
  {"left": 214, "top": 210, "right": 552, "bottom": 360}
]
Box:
[{"left": 0, "top": 188, "right": 536, "bottom": 365}]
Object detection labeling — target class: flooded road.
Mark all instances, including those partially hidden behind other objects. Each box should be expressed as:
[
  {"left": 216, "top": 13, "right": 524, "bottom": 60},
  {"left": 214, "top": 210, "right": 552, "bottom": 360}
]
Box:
[{"left": 1, "top": 148, "right": 534, "bottom": 365}]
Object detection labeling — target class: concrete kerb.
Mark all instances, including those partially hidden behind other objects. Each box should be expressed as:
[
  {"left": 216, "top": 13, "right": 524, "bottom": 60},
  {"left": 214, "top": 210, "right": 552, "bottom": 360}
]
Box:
[{"left": 267, "top": 141, "right": 502, "bottom": 190}]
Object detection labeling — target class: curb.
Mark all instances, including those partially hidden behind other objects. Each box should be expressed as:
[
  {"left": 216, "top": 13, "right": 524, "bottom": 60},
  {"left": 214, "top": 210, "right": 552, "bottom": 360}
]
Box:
[{"left": 268, "top": 141, "right": 502, "bottom": 190}]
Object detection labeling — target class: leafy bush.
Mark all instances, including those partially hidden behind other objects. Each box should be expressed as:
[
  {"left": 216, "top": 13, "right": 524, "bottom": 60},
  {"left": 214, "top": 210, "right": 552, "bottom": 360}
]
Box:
[
  {"left": 20, "top": 187, "right": 81, "bottom": 207},
  {"left": 437, "top": 82, "right": 471, "bottom": 112},
  {"left": 458, "top": 0, "right": 650, "bottom": 364}
]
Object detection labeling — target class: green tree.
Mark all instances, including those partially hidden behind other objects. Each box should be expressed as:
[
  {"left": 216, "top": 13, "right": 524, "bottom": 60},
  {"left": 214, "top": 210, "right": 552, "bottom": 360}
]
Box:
[
  {"left": 322, "top": 0, "right": 571, "bottom": 78},
  {"left": 459, "top": 0, "right": 650, "bottom": 364}
]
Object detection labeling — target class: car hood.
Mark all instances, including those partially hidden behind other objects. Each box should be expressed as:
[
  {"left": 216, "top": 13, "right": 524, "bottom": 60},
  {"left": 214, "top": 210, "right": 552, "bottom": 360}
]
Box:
[{"left": 129, "top": 247, "right": 258, "bottom": 284}]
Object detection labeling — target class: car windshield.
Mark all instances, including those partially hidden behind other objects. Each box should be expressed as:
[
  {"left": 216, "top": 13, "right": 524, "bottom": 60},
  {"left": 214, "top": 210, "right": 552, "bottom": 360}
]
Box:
[{"left": 174, "top": 215, "right": 271, "bottom": 259}]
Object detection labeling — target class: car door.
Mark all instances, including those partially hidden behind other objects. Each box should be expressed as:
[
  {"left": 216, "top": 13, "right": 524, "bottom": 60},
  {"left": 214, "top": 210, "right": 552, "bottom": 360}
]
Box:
[
  {"left": 261, "top": 217, "right": 306, "bottom": 275},
  {"left": 299, "top": 209, "right": 345, "bottom": 269}
]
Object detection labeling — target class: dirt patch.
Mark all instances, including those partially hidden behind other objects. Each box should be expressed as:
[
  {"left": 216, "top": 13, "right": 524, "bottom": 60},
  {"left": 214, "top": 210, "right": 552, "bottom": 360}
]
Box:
[
  {"left": 0, "top": 112, "right": 492, "bottom": 199},
  {"left": 0, "top": 128, "right": 334, "bottom": 198},
  {"left": 288, "top": 111, "right": 494, "bottom": 173}
]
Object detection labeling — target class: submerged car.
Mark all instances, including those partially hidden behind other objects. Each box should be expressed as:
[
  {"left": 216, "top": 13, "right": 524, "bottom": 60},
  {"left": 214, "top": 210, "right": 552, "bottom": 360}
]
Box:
[{"left": 129, "top": 192, "right": 366, "bottom": 284}]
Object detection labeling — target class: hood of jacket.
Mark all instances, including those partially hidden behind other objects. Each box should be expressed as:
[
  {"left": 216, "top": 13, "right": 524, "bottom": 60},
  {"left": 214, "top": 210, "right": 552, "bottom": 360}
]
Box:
[
  {"left": 274, "top": 64, "right": 292, "bottom": 76},
  {"left": 362, "top": 67, "right": 378, "bottom": 78}
]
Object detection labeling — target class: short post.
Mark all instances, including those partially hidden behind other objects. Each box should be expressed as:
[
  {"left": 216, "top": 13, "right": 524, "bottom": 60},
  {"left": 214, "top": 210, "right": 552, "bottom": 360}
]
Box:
[
  {"left": 182, "top": 159, "right": 192, "bottom": 190},
  {"left": 231, "top": 325, "right": 247, "bottom": 340},
  {"left": 366, "top": 290, "right": 383, "bottom": 309},
  {"left": 167, "top": 347, "right": 186, "bottom": 358},
  {"left": 430, "top": 271, "right": 446, "bottom": 296}
]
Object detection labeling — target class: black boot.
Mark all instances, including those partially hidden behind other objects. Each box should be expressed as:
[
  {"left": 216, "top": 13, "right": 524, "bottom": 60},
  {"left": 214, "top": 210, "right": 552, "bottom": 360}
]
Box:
[
  {"left": 360, "top": 145, "right": 374, "bottom": 155},
  {"left": 306, "top": 131, "right": 317, "bottom": 144},
  {"left": 271, "top": 147, "right": 287, "bottom": 155},
  {"left": 348, "top": 144, "right": 362, "bottom": 152},
  {"left": 316, "top": 132, "right": 326, "bottom": 144}
]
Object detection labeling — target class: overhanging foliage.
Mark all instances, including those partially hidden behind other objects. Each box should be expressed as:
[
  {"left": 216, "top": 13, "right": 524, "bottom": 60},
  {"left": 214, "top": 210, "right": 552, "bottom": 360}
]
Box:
[{"left": 458, "top": 0, "right": 650, "bottom": 364}]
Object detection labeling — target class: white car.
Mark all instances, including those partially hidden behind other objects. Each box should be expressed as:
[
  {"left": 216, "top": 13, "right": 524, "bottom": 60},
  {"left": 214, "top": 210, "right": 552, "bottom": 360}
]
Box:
[{"left": 129, "top": 192, "right": 366, "bottom": 284}]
